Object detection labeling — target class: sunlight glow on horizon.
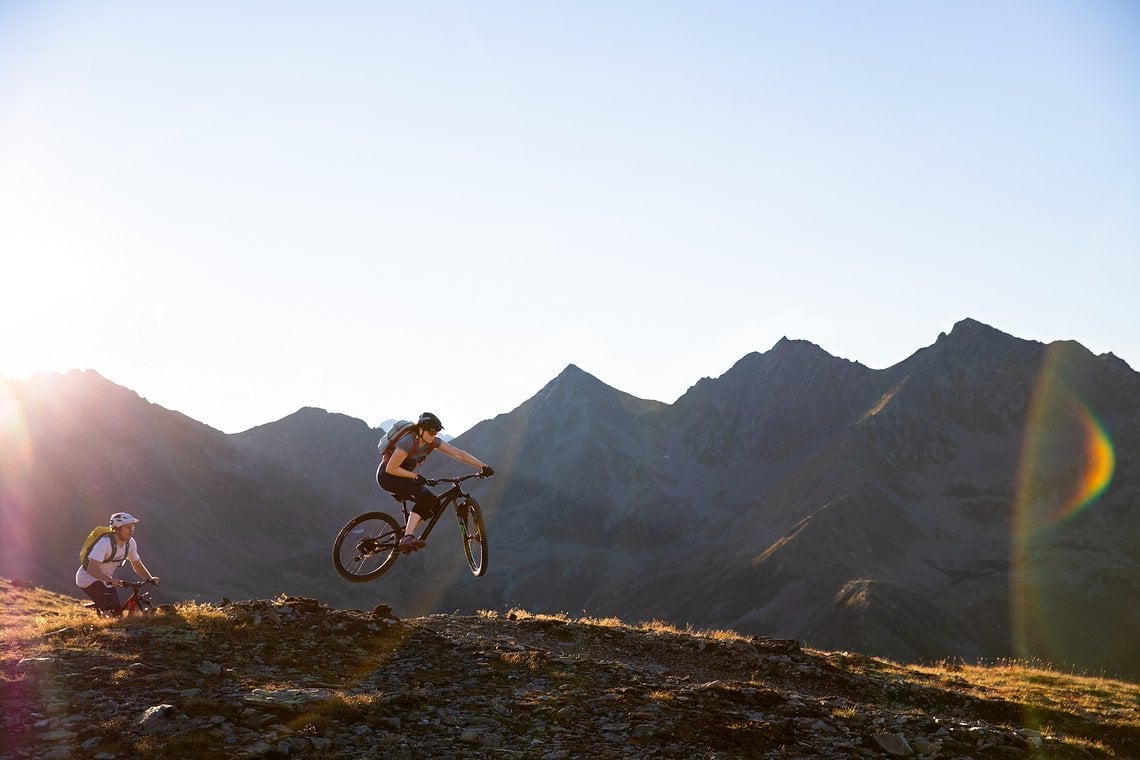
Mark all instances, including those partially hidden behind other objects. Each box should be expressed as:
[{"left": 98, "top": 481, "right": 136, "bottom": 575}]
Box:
[
  {"left": 0, "top": 384, "right": 35, "bottom": 581},
  {"left": 1, "top": 2, "right": 1137, "bottom": 435}
]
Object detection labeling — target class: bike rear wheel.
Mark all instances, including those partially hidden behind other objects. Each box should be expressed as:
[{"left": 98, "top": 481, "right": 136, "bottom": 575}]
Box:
[
  {"left": 456, "top": 497, "right": 488, "bottom": 577},
  {"left": 333, "top": 511, "right": 402, "bottom": 582}
]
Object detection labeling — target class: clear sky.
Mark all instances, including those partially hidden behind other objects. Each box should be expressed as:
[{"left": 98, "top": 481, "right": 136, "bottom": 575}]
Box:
[{"left": 2, "top": 2, "right": 1137, "bottom": 436}]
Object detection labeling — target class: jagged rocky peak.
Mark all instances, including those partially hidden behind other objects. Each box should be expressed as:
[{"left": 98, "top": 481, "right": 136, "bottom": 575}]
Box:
[
  {"left": 536, "top": 364, "right": 617, "bottom": 402},
  {"left": 236, "top": 405, "right": 372, "bottom": 441},
  {"left": 1100, "top": 352, "right": 1135, "bottom": 373},
  {"left": 294, "top": 405, "right": 333, "bottom": 417},
  {"left": 909, "top": 318, "right": 1043, "bottom": 379},
  {"left": 766, "top": 336, "right": 860, "bottom": 370},
  {"left": 518, "top": 364, "right": 661, "bottom": 433},
  {"left": 257, "top": 406, "right": 338, "bottom": 428},
  {"left": 553, "top": 362, "right": 597, "bottom": 382},
  {"left": 772, "top": 335, "right": 832, "bottom": 355},
  {"left": 672, "top": 337, "right": 873, "bottom": 427},
  {"left": 281, "top": 406, "right": 369, "bottom": 428},
  {"left": 934, "top": 318, "right": 1022, "bottom": 353},
  {"left": 715, "top": 337, "right": 867, "bottom": 394}
]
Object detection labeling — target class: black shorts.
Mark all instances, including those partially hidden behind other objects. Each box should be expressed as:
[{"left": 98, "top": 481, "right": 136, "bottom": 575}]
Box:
[
  {"left": 81, "top": 581, "right": 122, "bottom": 615},
  {"left": 377, "top": 466, "right": 440, "bottom": 519}
]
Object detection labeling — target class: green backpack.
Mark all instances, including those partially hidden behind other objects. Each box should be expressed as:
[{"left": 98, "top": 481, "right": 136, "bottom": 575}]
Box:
[{"left": 79, "top": 526, "right": 130, "bottom": 569}]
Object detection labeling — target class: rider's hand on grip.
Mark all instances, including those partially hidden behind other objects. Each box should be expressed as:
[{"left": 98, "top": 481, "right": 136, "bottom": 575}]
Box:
[
  {"left": 480, "top": 466, "right": 495, "bottom": 477},
  {"left": 415, "top": 474, "right": 428, "bottom": 485}
]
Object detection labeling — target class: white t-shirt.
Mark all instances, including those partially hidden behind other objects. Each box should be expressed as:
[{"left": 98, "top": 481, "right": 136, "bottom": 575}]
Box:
[{"left": 75, "top": 535, "right": 139, "bottom": 588}]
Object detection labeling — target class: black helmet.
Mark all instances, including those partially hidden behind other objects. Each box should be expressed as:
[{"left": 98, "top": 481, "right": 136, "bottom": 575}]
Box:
[{"left": 417, "top": 412, "right": 443, "bottom": 433}]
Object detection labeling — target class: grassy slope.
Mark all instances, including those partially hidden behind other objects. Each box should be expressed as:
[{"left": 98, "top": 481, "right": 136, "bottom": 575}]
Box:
[{"left": 2, "top": 578, "right": 1138, "bottom": 759}]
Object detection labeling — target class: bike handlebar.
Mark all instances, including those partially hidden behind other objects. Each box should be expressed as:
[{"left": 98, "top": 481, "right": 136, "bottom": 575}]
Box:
[
  {"left": 426, "top": 472, "right": 491, "bottom": 487},
  {"left": 119, "top": 579, "right": 157, "bottom": 589}
]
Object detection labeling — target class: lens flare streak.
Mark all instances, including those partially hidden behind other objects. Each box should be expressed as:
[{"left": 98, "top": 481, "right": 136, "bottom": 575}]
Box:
[{"left": 1061, "top": 405, "right": 1115, "bottom": 520}]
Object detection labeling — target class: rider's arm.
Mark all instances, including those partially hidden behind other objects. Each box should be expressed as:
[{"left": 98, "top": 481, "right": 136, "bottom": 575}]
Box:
[
  {"left": 130, "top": 558, "right": 159, "bottom": 585},
  {"left": 385, "top": 447, "right": 420, "bottom": 479},
  {"left": 437, "top": 440, "right": 487, "bottom": 470},
  {"left": 88, "top": 564, "right": 119, "bottom": 587}
]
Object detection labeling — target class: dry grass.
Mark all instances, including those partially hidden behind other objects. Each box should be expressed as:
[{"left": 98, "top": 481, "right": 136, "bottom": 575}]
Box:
[
  {"left": 501, "top": 606, "right": 745, "bottom": 641},
  {"left": 810, "top": 649, "right": 1140, "bottom": 755},
  {"left": 500, "top": 650, "right": 547, "bottom": 670},
  {"left": 912, "top": 658, "right": 1140, "bottom": 728},
  {"left": 636, "top": 617, "right": 744, "bottom": 641},
  {"left": 6, "top": 587, "right": 1139, "bottom": 759},
  {"left": 497, "top": 604, "right": 1140, "bottom": 754},
  {"left": 0, "top": 579, "right": 400, "bottom": 685},
  {"left": 169, "top": 600, "right": 233, "bottom": 629},
  {"left": 0, "top": 579, "right": 115, "bottom": 663}
]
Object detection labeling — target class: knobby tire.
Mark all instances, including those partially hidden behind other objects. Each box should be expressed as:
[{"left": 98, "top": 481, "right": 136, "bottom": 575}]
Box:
[
  {"left": 457, "top": 497, "right": 488, "bottom": 577},
  {"left": 333, "top": 511, "right": 402, "bottom": 582}
]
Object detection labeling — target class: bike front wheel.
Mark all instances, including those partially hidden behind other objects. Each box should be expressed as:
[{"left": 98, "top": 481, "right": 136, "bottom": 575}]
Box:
[
  {"left": 456, "top": 497, "right": 488, "bottom": 577},
  {"left": 333, "top": 511, "right": 402, "bottom": 582},
  {"left": 125, "top": 598, "right": 154, "bottom": 616}
]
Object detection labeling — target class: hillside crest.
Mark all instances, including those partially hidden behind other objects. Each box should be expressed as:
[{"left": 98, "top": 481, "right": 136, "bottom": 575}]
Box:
[{"left": 4, "top": 579, "right": 1137, "bottom": 759}]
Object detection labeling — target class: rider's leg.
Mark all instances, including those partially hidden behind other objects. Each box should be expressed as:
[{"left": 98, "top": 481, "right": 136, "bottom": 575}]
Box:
[
  {"left": 405, "top": 511, "right": 423, "bottom": 536},
  {"left": 379, "top": 469, "right": 425, "bottom": 534},
  {"left": 81, "top": 581, "right": 123, "bottom": 616},
  {"left": 379, "top": 470, "right": 436, "bottom": 548},
  {"left": 400, "top": 491, "right": 438, "bottom": 548},
  {"left": 409, "top": 492, "right": 438, "bottom": 532}
]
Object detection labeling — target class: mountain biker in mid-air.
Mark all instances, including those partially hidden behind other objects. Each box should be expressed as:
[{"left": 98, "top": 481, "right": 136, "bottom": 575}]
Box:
[
  {"left": 378, "top": 412, "right": 493, "bottom": 552},
  {"left": 75, "top": 512, "right": 161, "bottom": 616}
]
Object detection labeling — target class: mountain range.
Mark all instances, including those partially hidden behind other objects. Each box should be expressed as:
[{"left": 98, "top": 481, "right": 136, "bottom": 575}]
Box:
[{"left": 1, "top": 318, "right": 1136, "bottom": 679}]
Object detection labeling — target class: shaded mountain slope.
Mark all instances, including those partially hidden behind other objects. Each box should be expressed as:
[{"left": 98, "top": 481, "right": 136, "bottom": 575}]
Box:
[
  {"left": 2, "top": 318, "right": 1137, "bottom": 680},
  {"left": 233, "top": 407, "right": 381, "bottom": 506},
  {"left": 425, "top": 319, "right": 1140, "bottom": 678},
  {"left": 0, "top": 372, "right": 345, "bottom": 604}
]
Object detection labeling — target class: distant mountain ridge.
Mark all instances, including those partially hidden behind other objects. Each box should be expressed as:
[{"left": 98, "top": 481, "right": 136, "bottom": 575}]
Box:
[{"left": 1, "top": 318, "right": 1136, "bottom": 678}]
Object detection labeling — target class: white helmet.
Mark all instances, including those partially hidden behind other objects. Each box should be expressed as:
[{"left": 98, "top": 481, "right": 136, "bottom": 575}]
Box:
[{"left": 109, "top": 512, "right": 140, "bottom": 528}]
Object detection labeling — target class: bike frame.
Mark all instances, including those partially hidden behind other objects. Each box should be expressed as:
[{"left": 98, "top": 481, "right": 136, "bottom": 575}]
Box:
[
  {"left": 396, "top": 474, "right": 478, "bottom": 541},
  {"left": 85, "top": 579, "right": 156, "bottom": 617},
  {"left": 121, "top": 581, "right": 155, "bottom": 614}
]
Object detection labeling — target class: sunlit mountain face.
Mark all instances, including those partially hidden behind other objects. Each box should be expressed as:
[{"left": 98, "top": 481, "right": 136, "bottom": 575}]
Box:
[{"left": 2, "top": 319, "right": 1138, "bottom": 679}]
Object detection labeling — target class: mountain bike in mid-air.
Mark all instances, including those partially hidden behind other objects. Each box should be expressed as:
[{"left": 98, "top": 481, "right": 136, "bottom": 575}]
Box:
[{"left": 332, "top": 473, "right": 490, "bottom": 582}]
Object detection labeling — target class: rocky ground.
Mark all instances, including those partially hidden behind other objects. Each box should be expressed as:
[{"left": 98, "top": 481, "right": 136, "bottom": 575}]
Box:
[{"left": 3, "top": 587, "right": 1138, "bottom": 759}]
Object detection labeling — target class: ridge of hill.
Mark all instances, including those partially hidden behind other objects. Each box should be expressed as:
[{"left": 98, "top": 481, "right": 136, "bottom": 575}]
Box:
[{"left": 3, "top": 579, "right": 1138, "bottom": 759}]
